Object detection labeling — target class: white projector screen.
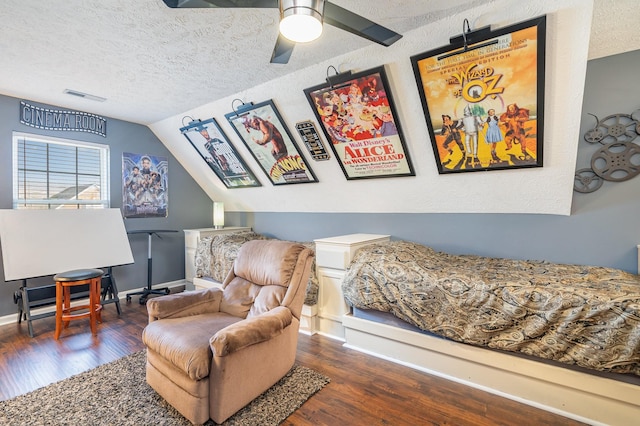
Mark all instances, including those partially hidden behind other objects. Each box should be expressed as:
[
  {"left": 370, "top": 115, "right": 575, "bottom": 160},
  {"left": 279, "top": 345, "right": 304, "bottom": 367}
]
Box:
[{"left": 0, "top": 208, "right": 134, "bottom": 281}]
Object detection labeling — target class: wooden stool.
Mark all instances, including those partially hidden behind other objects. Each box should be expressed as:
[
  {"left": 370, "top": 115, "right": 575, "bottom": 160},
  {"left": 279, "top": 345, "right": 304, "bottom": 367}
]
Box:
[{"left": 54, "top": 269, "right": 104, "bottom": 340}]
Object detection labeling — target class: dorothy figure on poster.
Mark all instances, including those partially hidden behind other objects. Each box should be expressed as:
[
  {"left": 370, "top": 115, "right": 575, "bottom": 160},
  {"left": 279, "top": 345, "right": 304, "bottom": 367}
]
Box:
[{"left": 484, "top": 108, "right": 504, "bottom": 164}]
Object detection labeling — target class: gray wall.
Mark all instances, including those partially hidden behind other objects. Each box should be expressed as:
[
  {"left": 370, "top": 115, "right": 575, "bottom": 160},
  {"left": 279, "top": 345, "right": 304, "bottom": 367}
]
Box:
[
  {"left": 237, "top": 49, "right": 640, "bottom": 274},
  {"left": 0, "top": 95, "right": 214, "bottom": 317}
]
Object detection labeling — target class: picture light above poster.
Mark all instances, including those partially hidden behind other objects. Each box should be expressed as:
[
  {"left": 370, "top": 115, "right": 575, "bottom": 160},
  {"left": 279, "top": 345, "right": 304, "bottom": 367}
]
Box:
[
  {"left": 411, "top": 16, "right": 546, "bottom": 174},
  {"left": 225, "top": 100, "right": 318, "bottom": 185},
  {"left": 304, "top": 65, "right": 415, "bottom": 180},
  {"left": 180, "top": 117, "right": 262, "bottom": 189}
]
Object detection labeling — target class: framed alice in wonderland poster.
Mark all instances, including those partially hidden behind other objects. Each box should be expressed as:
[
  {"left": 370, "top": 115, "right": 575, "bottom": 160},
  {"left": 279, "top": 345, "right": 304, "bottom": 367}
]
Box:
[
  {"left": 411, "top": 16, "right": 546, "bottom": 174},
  {"left": 304, "top": 66, "right": 415, "bottom": 180},
  {"left": 225, "top": 100, "right": 318, "bottom": 185}
]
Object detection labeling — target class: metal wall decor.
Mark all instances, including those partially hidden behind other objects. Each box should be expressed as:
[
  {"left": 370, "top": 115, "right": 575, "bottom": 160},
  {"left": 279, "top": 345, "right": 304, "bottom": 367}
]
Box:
[
  {"left": 19, "top": 100, "right": 107, "bottom": 137},
  {"left": 574, "top": 109, "right": 640, "bottom": 193}
]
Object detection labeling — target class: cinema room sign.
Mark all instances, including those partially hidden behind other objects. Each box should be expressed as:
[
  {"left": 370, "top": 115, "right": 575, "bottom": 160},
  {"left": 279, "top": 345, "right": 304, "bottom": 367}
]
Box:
[{"left": 19, "top": 100, "right": 107, "bottom": 137}]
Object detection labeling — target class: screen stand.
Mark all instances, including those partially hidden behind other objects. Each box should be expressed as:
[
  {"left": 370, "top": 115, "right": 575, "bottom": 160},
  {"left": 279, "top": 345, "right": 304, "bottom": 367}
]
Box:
[{"left": 125, "top": 230, "right": 178, "bottom": 305}]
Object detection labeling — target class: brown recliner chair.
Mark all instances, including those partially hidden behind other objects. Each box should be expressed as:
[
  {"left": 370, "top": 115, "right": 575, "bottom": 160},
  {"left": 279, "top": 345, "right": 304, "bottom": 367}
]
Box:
[{"left": 142, "top": 240, "right": 314, "bottom": 424}]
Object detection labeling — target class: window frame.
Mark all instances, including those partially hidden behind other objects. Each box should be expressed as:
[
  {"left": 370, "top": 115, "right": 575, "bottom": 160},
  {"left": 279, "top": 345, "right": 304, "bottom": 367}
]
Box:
[{"left": 12, "top": 132, "right": 110, "bottom": 209}]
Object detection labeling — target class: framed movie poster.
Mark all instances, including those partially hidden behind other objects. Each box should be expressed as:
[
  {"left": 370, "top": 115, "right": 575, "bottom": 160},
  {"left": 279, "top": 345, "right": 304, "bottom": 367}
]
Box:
[
  {"left": 180, "top": 117, "right": 261, "bottom": 188},
  {"left": 411, "top": 16, "right": 546, "bottom": 174},
  {"left": 304, "top": 66, "right": 415, "bottom": 180},
  {"left": 122, "top": 152, "right": 168, "bottom": 218},
  {"left": 225, "top": 100, "right": 318, "bottom": 185}
]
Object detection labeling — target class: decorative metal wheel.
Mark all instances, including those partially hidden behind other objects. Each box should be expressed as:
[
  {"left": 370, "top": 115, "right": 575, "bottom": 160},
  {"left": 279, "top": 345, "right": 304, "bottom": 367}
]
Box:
[
  {"left": 574, "top": 168, "right": 604, "bottom": 193},
  {"left": 632, "top": 109, "right": 640, "bottom": 135},
  {"left": 583, "top": 113, "right": 638, "bottom": 144},
  {"left": 590, "top": 142, "right": 640, "bottom": 182}
]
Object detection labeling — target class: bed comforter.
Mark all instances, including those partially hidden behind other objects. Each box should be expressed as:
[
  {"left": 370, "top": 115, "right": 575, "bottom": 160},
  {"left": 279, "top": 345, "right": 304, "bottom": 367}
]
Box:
[{"left": 342, "top": 240, "right": 640, "bottom": 376}]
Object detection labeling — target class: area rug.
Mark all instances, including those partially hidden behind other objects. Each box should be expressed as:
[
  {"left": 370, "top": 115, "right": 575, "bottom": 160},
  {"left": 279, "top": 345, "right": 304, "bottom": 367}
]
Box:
[{"left": 0, "top": 351, "right": 329, "bottom": 425}]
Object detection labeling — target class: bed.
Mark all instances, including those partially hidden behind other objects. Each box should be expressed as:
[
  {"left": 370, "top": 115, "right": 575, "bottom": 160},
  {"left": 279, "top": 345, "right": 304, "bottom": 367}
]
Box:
[{"left": 341, "top": 240, "right": 640, "bottom": 377}]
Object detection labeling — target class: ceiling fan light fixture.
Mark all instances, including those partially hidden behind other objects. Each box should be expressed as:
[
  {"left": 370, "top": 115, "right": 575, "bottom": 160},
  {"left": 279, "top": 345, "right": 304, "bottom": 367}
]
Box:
[{"left": 279, "top": 0, "right": 324, "bottom": 43}]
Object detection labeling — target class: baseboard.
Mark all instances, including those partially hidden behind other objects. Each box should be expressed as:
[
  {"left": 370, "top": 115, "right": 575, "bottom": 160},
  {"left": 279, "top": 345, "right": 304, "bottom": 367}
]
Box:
[
  {"left": 0, "top": 280, "right": 187, "bottom": 327},
  {"left": 342, "top": 314, "right": 640, "bottom": 426}
]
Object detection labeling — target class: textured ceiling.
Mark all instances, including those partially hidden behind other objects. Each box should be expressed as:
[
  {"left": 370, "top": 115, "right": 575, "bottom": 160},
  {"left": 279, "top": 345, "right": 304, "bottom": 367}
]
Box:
[{"left": 0, "top": 0, "right": 637, "bottom": 125}]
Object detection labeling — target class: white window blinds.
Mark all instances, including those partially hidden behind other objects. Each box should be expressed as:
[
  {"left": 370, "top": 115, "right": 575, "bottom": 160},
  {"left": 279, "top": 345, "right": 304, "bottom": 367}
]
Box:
[{"left": 13, "top": 132, "right": 110, "bottom": 209}]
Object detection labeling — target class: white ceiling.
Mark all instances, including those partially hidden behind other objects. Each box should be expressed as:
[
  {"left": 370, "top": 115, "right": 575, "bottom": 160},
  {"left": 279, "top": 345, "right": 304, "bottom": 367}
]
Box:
[{"left": 0, "top": 0, "right": 637, "bottom": 125}]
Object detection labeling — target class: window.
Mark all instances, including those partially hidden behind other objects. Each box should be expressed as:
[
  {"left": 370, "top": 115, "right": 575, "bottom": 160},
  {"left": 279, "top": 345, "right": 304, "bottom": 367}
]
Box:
[{"left": 13, "top": 132, "right": 110, "bottom": 209}]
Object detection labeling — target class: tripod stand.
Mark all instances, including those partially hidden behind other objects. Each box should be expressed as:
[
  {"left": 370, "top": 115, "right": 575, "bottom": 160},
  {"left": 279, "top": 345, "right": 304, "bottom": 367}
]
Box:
[{"left": 126, "top": 229, "right": 178, "bottom": 304}]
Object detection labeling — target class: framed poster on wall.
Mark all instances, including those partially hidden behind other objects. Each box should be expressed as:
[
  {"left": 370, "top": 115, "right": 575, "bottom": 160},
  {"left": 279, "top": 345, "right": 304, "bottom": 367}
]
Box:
[
  {"left": 122, "top": 152, "right": 168, "bottom": 218},
  {"left": 411, "top": 15, "right": 546, "bottom": 173},
  {"left": 304, "top": 66, "right": 415, "bottom": 180},
  {"left": 180, "top": 117, "right": 261, "bottom": 188},
  {"left": 225, "top": 100, "right": 318, "bottom": 185}
]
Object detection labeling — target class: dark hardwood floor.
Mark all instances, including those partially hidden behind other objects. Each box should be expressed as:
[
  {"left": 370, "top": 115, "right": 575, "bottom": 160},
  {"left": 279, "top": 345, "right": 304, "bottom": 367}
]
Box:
[{"left": 0, "top": 302, "right": 585, "bottom": 425}]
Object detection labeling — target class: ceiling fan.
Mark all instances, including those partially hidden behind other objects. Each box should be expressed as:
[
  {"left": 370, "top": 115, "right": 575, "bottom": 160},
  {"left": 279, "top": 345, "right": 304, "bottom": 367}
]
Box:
[{"left": 161, "top": 0, "right": 403, "bottom": 64}]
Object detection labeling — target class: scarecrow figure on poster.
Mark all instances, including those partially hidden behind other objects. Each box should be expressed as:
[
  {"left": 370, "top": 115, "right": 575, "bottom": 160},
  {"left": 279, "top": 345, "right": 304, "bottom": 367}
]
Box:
[
  {"left": 441, "top": 114, "right": 465, "bottom": 156},
  {"left": 122, "top": 152, "right": 168, "bottom": 218}
]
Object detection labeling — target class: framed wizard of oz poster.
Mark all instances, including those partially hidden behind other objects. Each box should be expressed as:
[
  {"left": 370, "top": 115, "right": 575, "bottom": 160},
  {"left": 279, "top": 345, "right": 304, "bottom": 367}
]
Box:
[{"left": 411, "top": 16, "right": 546, "bottom": 174}]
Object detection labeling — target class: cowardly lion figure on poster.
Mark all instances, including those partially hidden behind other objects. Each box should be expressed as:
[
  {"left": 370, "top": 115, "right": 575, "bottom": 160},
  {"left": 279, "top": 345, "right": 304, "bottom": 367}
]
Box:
[{"left": 438, "top": 101, "right": 536, "bottom": 170}]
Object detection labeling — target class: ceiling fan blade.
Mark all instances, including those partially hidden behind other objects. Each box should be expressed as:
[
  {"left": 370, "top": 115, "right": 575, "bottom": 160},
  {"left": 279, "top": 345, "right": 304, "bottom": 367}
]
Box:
[
  {"left": 270, "top": 34, "right": 296, "bottom": 64},
  {"left": 161, "top": 0, "right": 277, "bottom": 8},
  {"left": 323, "top": 2, "right": 402, "bottom": 47}
]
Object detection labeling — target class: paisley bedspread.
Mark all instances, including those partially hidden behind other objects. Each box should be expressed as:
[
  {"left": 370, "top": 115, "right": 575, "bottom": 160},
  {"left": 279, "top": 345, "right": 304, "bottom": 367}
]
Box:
[
  {"left": 194, "top": 231, "right": 319, "bottom": 306},
  {"left": 342, "top": 240, "right": 640, "bottom": 376}
]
